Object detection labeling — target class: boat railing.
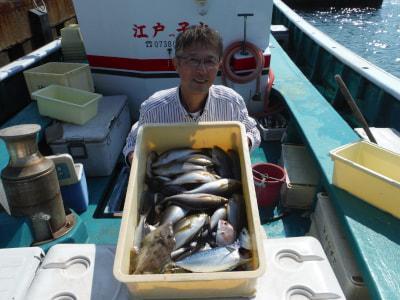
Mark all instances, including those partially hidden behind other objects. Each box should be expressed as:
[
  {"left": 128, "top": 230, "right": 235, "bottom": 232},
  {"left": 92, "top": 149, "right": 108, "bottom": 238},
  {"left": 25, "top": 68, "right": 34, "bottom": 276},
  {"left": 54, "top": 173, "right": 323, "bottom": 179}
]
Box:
[{"left": 0, "top": 39, "right": 61, "bottom": 82}]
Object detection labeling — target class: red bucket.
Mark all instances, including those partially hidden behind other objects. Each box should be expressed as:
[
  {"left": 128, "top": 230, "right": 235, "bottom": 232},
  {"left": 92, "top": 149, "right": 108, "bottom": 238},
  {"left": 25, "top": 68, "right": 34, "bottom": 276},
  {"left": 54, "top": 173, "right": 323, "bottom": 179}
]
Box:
[{"left": 252, "top": 163, "right": 286, "bottom": 207}]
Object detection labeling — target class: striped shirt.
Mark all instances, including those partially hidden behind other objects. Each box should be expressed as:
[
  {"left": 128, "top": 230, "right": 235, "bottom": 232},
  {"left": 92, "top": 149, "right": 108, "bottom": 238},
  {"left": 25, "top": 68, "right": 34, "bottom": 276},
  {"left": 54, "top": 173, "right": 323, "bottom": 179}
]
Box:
[{"left": 123, "top": 85, "right": 261, "bottom": 159}]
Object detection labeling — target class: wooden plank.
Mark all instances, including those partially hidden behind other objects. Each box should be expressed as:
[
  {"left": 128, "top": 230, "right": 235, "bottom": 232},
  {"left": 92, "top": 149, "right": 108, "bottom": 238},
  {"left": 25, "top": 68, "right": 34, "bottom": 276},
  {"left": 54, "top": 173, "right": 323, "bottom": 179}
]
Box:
[{"left": 0, "top": 0, "right": 75, "bottom": 51}]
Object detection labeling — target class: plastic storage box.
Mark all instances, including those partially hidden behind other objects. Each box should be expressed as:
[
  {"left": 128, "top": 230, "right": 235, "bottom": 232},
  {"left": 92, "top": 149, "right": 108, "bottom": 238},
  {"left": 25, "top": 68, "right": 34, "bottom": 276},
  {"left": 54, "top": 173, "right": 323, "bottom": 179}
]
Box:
[
  {"left": 114, "top": 122, "right": 266, "bottom": 299},
  {"left": 256, "top": 113, "right": 287, "bottom": 141},
  {"left": 48, "top": 95, "right": 131, "bottom": 177},
  {"left": 61, "top": 25, "right": 87, "bottom": 62},
  {"left": 260, "top": 236, "right": 345, "bottom": 299},
  {"left": 0, "top": 247, "right": 44, "bottom": 300},
  {"left": 32, "top": 85, "right": 101, "bottom": 125},
  {"left": 308, "top": 192, "right": 370, "bottom": 300},
  {"left": 60, "top": 163, "right": 89, "bottom": 213},
  {"left": 23, "top": 62, "right": 94, "bottom": 94},
  {"left": 280, "top": 144, "right": 319, "bottom": 209},
  {"left": 47, "top": 154, "right": 89, "bottom": 213},
  {"left": 330, "top": 141, "right": 400, "bottom": 218},
  {"left": 26, "top": 244, "right": 130, "bottom": 300}
]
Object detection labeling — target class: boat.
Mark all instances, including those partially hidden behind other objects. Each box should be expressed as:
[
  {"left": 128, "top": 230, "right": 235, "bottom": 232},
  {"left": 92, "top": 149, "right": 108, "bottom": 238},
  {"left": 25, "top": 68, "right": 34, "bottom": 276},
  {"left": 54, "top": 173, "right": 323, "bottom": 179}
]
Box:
[
  {"left": 280, "top": 0, "right": 383, "bottom": 9},
  {"left": 0, "top": 0, "right": 399, "bottom": 299}
]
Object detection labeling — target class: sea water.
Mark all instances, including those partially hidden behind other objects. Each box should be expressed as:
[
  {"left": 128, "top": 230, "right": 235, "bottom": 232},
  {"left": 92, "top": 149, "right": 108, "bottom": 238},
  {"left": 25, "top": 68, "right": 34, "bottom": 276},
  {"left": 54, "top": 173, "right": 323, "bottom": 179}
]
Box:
[{"left": 296, "top": 0, "right": 400, "bottom": 78}]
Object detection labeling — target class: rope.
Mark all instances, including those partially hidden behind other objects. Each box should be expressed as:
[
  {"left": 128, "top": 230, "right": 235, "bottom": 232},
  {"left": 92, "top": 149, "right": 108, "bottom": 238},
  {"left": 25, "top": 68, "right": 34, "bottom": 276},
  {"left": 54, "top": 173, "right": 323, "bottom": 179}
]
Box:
[{"left": 33, "top": 0, "right": 47, "bottom": 13}]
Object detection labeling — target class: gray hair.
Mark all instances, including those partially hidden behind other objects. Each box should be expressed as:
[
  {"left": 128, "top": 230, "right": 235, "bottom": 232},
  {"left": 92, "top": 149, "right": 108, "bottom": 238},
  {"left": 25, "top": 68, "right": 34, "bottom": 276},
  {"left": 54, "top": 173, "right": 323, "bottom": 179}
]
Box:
[{"left": 175, "top": 25, "right": 223, "bottom": 58}]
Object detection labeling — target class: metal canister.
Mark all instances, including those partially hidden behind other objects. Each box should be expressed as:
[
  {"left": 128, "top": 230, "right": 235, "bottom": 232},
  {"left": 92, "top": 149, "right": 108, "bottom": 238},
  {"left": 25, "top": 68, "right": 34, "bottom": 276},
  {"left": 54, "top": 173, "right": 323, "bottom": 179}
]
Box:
[{"left": 0, "top": 124, "right": 66, "bottom": 233}]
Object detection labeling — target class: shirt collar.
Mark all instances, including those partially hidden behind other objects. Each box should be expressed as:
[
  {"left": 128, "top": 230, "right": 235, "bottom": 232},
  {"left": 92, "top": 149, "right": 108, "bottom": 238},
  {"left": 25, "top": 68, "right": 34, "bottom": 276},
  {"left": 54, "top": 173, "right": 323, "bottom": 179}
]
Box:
[{"left": 176, "top": 86, "right": 213, "bottom": 115}]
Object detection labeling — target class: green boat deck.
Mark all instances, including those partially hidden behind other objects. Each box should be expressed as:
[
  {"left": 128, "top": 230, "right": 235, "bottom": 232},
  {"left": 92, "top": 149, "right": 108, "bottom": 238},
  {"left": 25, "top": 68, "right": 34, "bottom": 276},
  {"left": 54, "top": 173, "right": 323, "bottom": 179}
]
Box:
[{"left": 267, "top": 35, "right": 400, "bottom": 299}]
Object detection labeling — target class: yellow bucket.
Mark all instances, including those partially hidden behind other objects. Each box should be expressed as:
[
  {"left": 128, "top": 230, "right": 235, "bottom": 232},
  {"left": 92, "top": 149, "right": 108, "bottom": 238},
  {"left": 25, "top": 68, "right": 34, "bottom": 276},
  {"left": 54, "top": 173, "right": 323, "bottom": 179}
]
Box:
[{"left": 330, "top": 141, "right": 400, "bottom": 218}]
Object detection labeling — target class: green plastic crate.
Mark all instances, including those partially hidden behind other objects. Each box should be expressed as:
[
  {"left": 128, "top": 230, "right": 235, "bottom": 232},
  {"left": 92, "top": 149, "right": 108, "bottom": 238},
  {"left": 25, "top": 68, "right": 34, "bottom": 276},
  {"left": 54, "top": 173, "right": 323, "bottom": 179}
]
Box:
[
  {"left": 23, "top": 62, "right": 94, "bottom": 96},
  {"left": 32, "top": 85, "right": 102, "bottom": 125}
]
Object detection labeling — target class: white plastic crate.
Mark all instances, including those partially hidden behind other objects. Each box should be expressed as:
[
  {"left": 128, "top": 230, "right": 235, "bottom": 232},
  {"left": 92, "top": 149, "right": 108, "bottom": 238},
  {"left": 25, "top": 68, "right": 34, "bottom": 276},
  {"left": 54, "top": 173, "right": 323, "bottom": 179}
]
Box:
[
  {"left": 308, "top": 192, "right": 371, "bottom": 300},
  {"left": 280, "top": 144, "right": 319, "bottom": 209},
  {"left": 23, "top": 62, "right": 94, "bottom": 95},
  {"left": 32, "top": 84, "right": 101, "bottom": 125},
  {"left": 259, "top": 236, "right": 345, "bottom": 299},
  {"left": 61, "top": 25, "right": 87, "bottom": 62}
]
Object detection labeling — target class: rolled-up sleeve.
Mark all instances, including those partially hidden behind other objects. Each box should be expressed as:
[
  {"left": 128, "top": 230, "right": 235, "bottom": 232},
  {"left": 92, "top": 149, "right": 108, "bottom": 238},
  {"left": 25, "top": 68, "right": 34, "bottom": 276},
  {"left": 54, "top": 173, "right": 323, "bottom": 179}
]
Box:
[
  {"left": 122, "top": 104, "right": 152, "bottom": 162},
  {"left": 122, "top": 121, "right": 140, "bottom": 160}
]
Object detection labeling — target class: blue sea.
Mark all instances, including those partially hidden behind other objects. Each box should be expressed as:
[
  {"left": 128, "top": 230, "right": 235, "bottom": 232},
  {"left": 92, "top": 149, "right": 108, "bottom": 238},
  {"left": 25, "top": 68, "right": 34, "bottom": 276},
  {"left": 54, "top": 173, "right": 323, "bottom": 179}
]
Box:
[{"left": 296, "top": 0, "right": 400, "bottom": 79}]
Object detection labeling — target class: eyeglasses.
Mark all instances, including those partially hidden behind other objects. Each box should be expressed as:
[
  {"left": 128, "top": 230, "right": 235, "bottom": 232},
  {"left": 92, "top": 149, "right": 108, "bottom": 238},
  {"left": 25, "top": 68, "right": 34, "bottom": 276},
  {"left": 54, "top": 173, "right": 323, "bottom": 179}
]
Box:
[{"left": 177, "top": 55, "right": 220, "bottom": 69}]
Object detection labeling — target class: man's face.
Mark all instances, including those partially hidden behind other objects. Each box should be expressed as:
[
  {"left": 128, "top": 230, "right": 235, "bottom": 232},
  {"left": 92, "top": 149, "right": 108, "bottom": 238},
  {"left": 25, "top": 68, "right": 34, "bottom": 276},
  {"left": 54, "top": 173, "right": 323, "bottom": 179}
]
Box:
[{"left": 174, "top": 44, "right": 221, "bottom": 97}]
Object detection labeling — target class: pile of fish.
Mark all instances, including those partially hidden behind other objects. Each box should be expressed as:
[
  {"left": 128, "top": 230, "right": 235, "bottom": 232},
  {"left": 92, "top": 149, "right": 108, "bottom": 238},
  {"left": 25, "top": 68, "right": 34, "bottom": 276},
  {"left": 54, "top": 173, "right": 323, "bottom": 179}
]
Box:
[{"left": 129, "top": 147, "right": 253, "bottom": 274}]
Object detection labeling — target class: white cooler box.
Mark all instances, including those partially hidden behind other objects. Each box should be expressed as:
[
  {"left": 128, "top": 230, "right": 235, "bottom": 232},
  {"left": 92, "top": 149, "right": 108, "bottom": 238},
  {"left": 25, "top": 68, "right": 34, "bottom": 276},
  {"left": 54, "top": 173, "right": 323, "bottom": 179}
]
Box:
[
  {"left": 260, "top": 237, "right": 345, "bottom": 299},
  {"left": 49, "top": 95, "right": 131, "bottom": 176},
  {"left": 26, "top": 244, "right": 129, "bottom": 300},
  {"left": 308, "top": 192, "right": 370, "bottom": 300},
  {"left": 0, "top": 247, "right": 44, "bottom": 300}
]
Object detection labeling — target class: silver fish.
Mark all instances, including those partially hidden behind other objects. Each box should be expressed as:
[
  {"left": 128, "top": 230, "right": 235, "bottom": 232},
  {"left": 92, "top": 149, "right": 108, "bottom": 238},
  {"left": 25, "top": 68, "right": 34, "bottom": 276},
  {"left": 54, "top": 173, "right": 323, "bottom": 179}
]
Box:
[
  {"left": 159, "top": 205, "right": 189, "bottom": 226},
  {"left": 228, "top": 150, "right": 241, "bottom": 181},
  {"left": 175, "top": 244, "right": 249, "bottom": 272},
  {"left": 227, "top": 194, "right": 245, "bottom": 233},
  {"left": 152, "top": 148, "right": 201, "bottom": 168},
  {"left": 147, "top": 176, "right": 171, "bottom": 192},
  {"left": 177, "top": 154, "right": 214, "bottom": 166},
  {"left": 212, "top": 146, "right": 233, "bottom": 178},
  {"left": 161, "top": 184, "right": 188, "bottom": 196},
  {"left": 146, "top": 151, "right": 158, "bottom": 179},
  {"left": 162, "top": 193, "right": 229, "bottom": 209},
  {"left": 133, "top": 213, "right": 147, "bottom": 253},
  {"left": 216, "top": 220, "right": 236, "bottom": 246},
  {"left": 173, "top": 213, "right": 209, "bottom": 250},
  {"left": 153, "top": 162, "right": 206, "bottom": 177},
  {"left": 165, "top": 170, "right": 220, "bottom": 186},
  {"left": 133, "top": 222, "right": 175, "bottom": 274},
  {"left": 239, "top": 227, "right": 252, "bottom": 250},
  {"left": 210, "top": 206, "right": 227, "bottom": 231},
  {"left": 184, "top": 178, "right": 241, "bottom": 196},
  {"left": 171, "top": 241, "right": 202, "bottom": 261}
]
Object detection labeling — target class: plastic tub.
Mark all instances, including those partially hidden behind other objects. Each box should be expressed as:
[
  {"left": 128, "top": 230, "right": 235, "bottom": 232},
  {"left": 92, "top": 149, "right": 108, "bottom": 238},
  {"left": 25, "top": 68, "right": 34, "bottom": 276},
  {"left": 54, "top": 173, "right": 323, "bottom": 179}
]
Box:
[
  {"left": 330, "top": 141, "right": 400, "bottom": 218},
  {"left": 252, "top": 163, "right": 286, "bottom": 207},
  {"left": 280, "top": 144, "right": 319, "bottom": 209},
  {"left": 32, "top": 85, "right": 101, "bottom": 125},
  {"left": 114, "top": 122, "right": 266, "bottom": 299},
  {"left": 23, "top": 62, "right": 94, "bottom": 95}
]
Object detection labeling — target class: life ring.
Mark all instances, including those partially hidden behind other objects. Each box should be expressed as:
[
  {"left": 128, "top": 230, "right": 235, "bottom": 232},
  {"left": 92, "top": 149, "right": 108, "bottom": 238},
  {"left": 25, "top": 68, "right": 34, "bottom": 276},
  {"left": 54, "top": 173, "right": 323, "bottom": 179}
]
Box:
[
  {"left": 221, "top": 41, "right": 264, "bottom": 84},
  {"left": 222, "top": 41, "right": 283, "bottom": 114}
]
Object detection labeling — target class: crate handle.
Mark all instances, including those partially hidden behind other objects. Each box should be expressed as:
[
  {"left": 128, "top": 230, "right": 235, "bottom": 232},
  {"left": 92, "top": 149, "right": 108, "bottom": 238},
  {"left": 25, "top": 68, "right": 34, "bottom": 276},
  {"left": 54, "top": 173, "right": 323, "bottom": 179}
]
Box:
[{"left": 67, "top": 142, "right": 88, "bottom": 159}]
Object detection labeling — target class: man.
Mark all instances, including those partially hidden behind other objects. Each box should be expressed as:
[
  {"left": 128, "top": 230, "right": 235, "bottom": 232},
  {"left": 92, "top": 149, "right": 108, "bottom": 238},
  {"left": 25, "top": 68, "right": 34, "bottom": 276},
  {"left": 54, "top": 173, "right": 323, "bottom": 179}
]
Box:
[{"left": 123, "top": 25, "right": 260, "bottom": 164}]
